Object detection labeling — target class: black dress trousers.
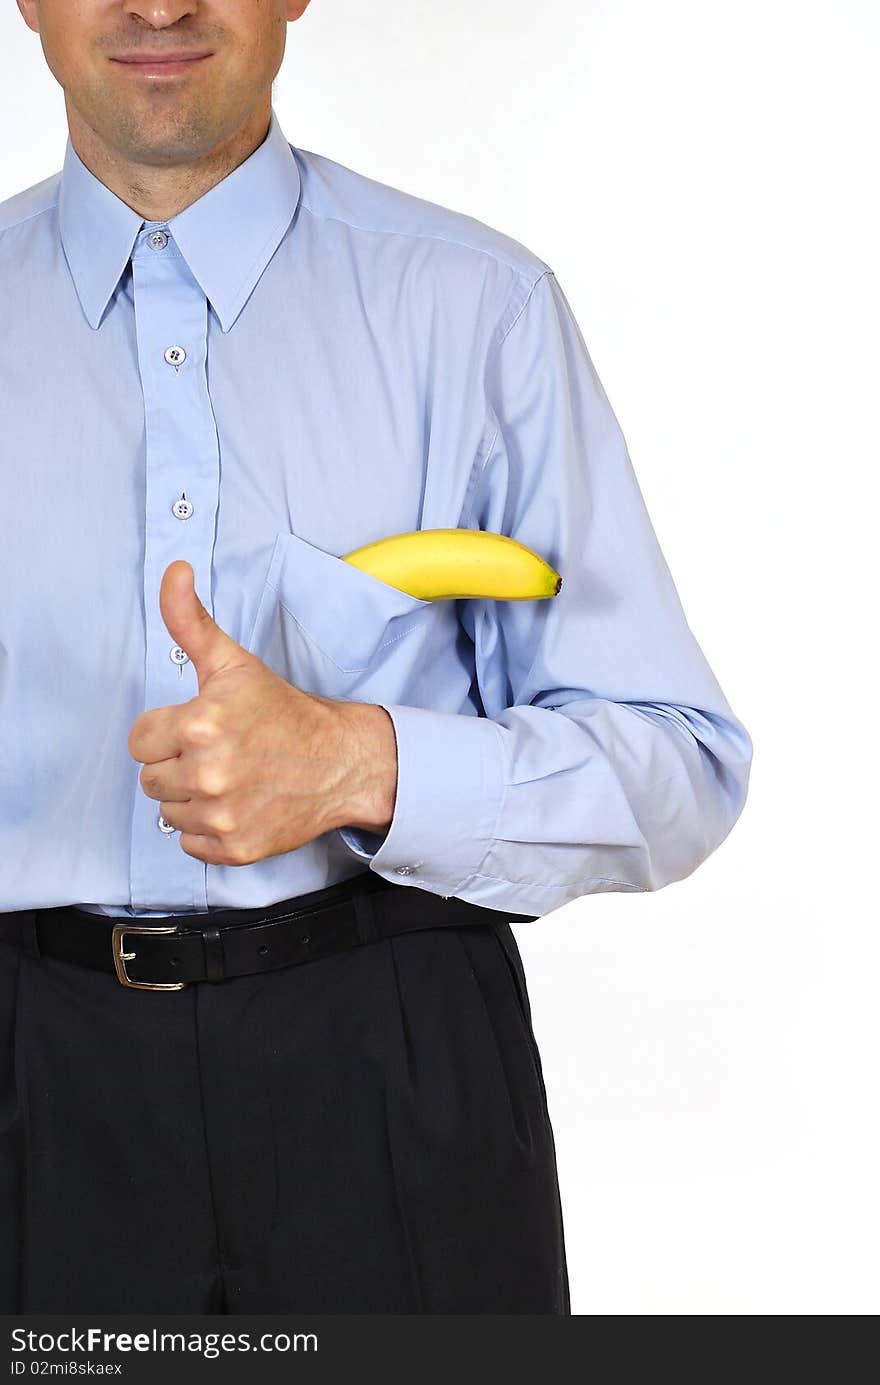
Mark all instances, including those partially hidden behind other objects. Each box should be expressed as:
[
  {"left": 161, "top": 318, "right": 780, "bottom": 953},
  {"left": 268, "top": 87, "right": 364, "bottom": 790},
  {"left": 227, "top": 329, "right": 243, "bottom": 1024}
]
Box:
[{"left": 0, "top": 902, "right": 570, "bottom": 1314}]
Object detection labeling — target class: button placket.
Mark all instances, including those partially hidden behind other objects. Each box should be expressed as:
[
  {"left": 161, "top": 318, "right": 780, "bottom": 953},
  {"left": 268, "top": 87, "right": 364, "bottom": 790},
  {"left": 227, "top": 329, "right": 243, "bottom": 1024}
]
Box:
[{"left": 129, "top": 244, "right": 210, "bottom": 887}]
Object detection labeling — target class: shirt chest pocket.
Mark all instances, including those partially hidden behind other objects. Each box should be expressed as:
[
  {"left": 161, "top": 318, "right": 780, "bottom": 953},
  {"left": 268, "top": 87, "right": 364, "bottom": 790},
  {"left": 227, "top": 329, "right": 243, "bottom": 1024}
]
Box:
[{"left": 245, "top": 529, "right": 449, "bottom": 702}]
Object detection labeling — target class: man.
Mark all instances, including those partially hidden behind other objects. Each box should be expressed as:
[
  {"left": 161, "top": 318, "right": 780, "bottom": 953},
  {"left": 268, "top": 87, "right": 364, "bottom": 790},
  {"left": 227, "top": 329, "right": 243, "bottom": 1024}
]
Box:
[{"left": 0, "top": 0, "right": 753, "bottom": 1315}]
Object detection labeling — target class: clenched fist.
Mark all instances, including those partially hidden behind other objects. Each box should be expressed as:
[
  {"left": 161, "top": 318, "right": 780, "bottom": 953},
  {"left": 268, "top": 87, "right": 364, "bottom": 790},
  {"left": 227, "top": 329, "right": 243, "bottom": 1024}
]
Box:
[{"left": 127, "top": 561, "right": 397, "bottom": 866}]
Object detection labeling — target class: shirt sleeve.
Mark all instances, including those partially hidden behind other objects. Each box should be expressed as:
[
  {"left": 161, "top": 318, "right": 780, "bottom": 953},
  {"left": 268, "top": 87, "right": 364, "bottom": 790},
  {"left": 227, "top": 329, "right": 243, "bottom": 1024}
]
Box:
[{"left": 337, "top": 269, "right": 753, "bottom": 916}]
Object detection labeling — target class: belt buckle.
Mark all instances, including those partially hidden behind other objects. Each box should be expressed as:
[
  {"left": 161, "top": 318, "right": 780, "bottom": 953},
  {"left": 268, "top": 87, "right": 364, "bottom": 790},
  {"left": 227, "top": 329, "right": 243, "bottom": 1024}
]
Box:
[{"left": 111, "top": 923, "right": 188, "bottom": 990}]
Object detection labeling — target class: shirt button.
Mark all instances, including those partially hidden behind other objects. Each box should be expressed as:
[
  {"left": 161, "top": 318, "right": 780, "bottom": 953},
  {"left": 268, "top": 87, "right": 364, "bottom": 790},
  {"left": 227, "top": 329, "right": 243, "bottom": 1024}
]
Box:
[
  {"left": 164, "top": 345, "right": 186, "bottom": 367},
  {"left": 170, "top": 646, "right": 189, "bottom": 667},
  {"left": 147, "top": 229, "right": 169, "bottom": 250},
  {"left": 172, "top": 496, "right": 193, "bottom": 520},
  {"left": 395, "top": 863, "right": 422, "bottom": 876},
  {"left": 157, "top": 815, "right": 177, "bottom": 834}
]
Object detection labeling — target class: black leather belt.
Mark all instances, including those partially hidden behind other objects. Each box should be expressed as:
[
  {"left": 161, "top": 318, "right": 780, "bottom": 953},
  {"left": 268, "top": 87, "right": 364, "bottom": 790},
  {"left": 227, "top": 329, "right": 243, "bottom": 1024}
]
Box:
[{"left": 0, "top": 871, "right": 538, "bottom": 991}]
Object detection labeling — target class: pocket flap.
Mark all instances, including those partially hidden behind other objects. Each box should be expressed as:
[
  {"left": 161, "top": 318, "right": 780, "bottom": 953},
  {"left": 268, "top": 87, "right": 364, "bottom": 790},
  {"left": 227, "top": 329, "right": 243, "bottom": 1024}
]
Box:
[{"left": 267, "top": 529, "right": 433, "bottom": 671}]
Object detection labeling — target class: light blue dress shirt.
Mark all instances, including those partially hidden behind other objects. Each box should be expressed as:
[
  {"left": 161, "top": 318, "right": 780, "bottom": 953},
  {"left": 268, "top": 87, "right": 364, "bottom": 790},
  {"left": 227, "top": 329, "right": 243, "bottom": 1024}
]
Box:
[{"left": 0, "top": 109, "right": 752, "bottom": 919}]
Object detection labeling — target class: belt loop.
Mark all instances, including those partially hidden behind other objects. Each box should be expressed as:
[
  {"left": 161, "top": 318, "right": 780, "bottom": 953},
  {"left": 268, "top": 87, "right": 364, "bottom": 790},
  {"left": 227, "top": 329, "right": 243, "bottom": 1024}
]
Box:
[
  {"left": 201, "top": 924, "right": 226, "bottom": 983},
  {"left": 353, "top": 880, "right": 380, "bottom": 946},
  {"left": 21, "top": 911, "right": 42, "bottom": 960}
]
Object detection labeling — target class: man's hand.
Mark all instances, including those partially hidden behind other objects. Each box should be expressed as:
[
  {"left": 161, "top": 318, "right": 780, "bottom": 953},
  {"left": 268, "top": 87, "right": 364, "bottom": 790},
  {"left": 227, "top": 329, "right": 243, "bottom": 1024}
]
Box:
[{"left": 127, "top": 561, "right": 398, "bottom": 866}]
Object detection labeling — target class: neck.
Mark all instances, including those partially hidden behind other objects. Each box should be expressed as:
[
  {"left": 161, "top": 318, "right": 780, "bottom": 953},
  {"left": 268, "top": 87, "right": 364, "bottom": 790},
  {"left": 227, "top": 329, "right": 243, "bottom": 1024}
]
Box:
[{"left": 64, "top": 98, "right": 273, "bottom": 223}]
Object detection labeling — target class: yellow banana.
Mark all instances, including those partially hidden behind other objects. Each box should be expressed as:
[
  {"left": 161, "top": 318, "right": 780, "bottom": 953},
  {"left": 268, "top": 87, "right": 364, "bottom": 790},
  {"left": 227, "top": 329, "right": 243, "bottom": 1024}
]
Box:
[{"left": 341, "top": 528, "right": 562, "bottom": 601}]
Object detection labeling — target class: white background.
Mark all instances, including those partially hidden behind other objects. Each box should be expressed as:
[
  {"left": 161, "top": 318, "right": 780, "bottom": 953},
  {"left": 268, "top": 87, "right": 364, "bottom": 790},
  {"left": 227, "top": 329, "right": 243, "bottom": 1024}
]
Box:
[{"left": 3, "top": 0, "right": 878, "bottom": 1315}]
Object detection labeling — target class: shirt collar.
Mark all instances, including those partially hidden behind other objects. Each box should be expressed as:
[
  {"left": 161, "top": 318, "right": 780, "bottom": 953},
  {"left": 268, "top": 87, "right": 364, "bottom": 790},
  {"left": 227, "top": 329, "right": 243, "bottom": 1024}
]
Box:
[{"left": 58, "top": 107, "right": 302, "bottom": 333}]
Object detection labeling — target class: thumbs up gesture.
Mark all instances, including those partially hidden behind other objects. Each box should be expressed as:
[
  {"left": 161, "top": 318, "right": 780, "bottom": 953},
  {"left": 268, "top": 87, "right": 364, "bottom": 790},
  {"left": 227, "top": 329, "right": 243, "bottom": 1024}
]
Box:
[{"left": 127, "top": 561, "right": 397, "bottom": 866}]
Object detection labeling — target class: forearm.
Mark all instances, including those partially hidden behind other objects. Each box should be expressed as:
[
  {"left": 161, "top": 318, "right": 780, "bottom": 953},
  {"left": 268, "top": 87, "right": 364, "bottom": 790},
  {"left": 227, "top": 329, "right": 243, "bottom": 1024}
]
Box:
[
  {"left": 335, "top": 693, "right": 752, "bottom": 916},
  {"left": 320, "top": 698, "right": 398, "bottom": 836}
]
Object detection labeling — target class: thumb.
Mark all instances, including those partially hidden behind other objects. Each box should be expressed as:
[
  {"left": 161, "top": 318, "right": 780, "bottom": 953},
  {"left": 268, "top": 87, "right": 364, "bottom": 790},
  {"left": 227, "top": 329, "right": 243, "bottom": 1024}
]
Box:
[{"left": 159, "top": 560, "right": 249, "bottom": 690}]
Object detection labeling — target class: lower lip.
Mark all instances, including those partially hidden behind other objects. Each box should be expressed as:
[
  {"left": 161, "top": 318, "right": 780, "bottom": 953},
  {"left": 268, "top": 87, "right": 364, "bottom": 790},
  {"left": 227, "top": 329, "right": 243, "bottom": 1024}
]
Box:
[{"left": 113, "top": 56, "right": 212, "bottom": 77}]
